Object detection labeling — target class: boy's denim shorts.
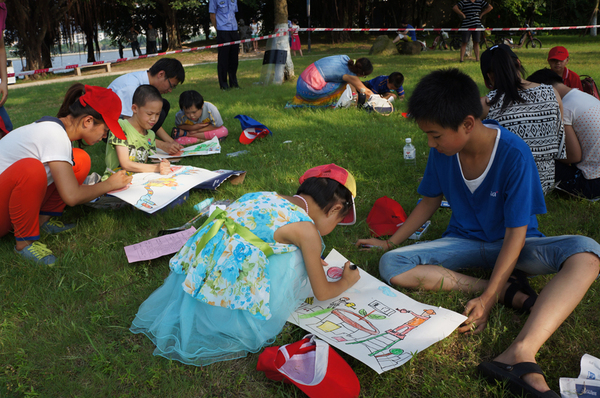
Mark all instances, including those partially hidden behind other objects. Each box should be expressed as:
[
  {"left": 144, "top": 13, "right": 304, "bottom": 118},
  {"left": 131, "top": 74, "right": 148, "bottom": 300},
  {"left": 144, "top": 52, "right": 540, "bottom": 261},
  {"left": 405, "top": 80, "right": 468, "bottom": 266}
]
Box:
[{"left": 380, "top": 235, "right": 600, "bottom": 285}]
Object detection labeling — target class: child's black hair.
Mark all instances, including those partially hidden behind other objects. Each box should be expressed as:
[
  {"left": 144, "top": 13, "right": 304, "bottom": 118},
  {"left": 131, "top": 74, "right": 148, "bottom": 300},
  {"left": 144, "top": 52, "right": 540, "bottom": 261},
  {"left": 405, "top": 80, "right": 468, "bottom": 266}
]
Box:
[
  {"left": 148, "top": 58, "right": 186, "bottom": 84},
  {"left": 132, "top": 84, "right": 163, "bottom": 107},
  {"left": 348, "top": 58, "right": 373, "bottom": 77},
  {"left": 179, "top": 90, "right": 204, "bottom": 111},
  {"left": 527, "top": 68, "right": 564, "bottom": 86},
  {"left": 388, "top": 72, "right": 404, "bottom": 89},
  {"left": 296, "top": 177, "right": 353, "bottom": 219},
  {"left": 408, "top": 68, "right": 482, "bottom": 130},
  {"left": 480, "top": 45, "right": 527, "bottom": 111}
]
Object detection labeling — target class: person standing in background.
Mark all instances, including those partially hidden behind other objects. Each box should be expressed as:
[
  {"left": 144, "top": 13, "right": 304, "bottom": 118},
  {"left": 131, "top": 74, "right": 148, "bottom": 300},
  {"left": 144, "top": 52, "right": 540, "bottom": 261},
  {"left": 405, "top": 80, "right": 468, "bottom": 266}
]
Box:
[
  {"left": 250, "top": 18, "right": 259, "bottom": 52},
  {"left": 0, "top": 1, "right": 12, "bottom": 134},
  {"left": 127, "top": 26, "right": 142, "bottom": 57},
  {"left": 453, "top": 0, "right": 493, "bottom": 62},
  {"left": 209, "top": 0, "right": 240, "bottom": 90},
  {"left": 146, "top": 23, "right": 157, "bottom": 55}
]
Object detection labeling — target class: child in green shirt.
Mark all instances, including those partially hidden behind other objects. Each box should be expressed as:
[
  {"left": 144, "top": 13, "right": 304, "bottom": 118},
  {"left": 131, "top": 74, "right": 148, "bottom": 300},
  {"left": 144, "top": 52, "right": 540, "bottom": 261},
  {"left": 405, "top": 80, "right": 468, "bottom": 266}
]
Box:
[{"left": 103, "top": 85, "right": 172, "bottom": 180}]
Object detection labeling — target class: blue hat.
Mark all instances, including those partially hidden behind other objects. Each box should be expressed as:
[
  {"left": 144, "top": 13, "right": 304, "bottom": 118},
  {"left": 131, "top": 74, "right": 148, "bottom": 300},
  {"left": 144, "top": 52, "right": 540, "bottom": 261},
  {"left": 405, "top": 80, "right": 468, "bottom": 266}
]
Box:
[{"left": 235, "top": 114, "right": 272, "bottom": 144}]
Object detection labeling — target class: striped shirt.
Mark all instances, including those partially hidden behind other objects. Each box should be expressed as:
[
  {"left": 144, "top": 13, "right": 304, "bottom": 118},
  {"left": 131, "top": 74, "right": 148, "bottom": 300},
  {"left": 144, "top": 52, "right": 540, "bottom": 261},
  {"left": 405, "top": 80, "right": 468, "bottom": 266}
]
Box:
[{"left": 457, "top": 0, "right": 489, "bottom": 28}]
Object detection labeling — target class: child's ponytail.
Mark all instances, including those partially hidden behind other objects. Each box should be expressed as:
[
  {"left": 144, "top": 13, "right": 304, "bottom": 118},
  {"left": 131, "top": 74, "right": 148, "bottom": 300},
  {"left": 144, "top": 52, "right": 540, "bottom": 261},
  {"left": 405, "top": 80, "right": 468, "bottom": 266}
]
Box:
[{"left": 348, "top": 57, "right": 373, "bottom": 77}]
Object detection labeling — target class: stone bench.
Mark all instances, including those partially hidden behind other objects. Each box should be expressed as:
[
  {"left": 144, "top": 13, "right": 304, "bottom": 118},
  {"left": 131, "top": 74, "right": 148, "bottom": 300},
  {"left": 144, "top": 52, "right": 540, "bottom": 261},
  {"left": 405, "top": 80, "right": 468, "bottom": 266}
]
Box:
[{"left": 74, "top": 63, "right": 112, "bottom": 76}]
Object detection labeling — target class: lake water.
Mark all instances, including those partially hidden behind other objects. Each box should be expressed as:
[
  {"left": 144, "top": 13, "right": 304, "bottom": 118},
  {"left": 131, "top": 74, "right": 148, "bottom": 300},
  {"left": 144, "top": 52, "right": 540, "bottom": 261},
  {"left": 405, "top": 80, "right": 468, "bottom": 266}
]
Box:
[{"left": 10, "top": 48, "right": 144, "bottom": 75}]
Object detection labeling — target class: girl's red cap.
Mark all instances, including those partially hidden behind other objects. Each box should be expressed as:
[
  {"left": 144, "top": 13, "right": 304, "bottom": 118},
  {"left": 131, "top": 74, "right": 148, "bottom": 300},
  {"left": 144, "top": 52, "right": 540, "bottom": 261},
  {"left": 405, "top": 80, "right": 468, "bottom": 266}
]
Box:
[{"left": 79, "top": 85, "right": 126, "bottom": 140}]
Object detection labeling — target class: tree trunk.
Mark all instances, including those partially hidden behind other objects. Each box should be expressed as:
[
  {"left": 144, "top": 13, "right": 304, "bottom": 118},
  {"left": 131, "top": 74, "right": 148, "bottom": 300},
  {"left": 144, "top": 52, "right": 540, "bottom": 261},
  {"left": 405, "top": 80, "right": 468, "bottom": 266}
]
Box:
[
  {"left": 273, "top": 0, "right": 293, "bottom": 83},
  {"left": 6, "top": 0, "right": 71, "bottom": 73},
  {"left": 157, "top": 0, "right": 181, "bottom": 50}
]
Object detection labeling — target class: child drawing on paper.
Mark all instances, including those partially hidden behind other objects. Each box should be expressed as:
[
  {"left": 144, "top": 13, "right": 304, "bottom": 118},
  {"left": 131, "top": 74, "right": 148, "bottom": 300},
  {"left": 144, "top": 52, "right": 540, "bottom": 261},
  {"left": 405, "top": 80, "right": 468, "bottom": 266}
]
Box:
[
  {"left": 172, "top": 90, "right": 228, "bottom": 143},
  {"left": 102, "top": 85, "right": 172, "bottom": 181},
  {"left": 134, "top": 167, "right": 194, "bottom": 209},
  {"left": 130, "top": 164, "right": 360, "bottom": 366}
]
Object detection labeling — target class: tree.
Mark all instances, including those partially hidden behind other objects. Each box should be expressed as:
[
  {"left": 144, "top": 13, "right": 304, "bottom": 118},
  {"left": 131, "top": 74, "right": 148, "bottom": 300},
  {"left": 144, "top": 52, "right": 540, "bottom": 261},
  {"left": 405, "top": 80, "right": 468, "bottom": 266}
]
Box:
[
  {"left": 5, "top": 0, "right": 72, "bottom": 72},
  {"left": 271, "top": 0, "right": 293, "bottom": 83}
]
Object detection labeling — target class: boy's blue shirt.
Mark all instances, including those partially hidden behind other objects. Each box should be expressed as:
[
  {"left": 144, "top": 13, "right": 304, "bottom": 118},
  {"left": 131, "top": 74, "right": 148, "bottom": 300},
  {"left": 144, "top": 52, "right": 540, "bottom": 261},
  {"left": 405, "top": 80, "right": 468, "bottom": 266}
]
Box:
[
  {"left": 364, "top": 75, "right": 404, "bottom": 96},
  {"left": 418, "top": 120, "right": 546, "bottom": 242}
]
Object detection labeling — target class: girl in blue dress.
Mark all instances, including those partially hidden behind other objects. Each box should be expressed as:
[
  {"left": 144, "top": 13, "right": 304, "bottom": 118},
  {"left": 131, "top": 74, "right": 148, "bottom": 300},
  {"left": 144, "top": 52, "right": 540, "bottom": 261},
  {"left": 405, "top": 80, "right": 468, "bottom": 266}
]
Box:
[{"left": 130, "top": 164, "right": 360, "bottom": 366}]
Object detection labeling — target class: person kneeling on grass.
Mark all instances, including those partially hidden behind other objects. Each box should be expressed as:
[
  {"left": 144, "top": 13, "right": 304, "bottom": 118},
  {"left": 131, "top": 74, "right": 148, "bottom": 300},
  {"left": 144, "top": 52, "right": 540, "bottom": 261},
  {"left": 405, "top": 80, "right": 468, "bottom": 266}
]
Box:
[
  {"left": 102, "top": 85, "right": 172, "bottom": 181},
  {"left": 171, "top": 90, "right": 228, "bottom": 143},
  {"left": 356, "top": 68, "right": 600, "bottom": 397},
  {"left": 0, "top": 84, "right": 132, "bottom": 265}
]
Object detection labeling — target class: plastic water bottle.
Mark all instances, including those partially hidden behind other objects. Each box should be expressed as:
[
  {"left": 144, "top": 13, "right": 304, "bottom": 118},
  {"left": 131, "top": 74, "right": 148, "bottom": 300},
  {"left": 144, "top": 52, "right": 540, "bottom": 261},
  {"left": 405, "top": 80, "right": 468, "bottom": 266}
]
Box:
[{"left": 403, "top": 138, "right": 416, "bottom": 166}]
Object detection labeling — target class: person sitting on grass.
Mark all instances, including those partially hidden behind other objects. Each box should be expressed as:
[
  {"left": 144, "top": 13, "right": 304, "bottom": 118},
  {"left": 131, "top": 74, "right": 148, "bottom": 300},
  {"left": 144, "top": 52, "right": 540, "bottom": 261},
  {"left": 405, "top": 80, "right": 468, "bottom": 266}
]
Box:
[
  {"left": 108, "top": 58, "right": 185, "bottom": 154},
  {"left": 171, "top": 90, "right": 228, "bottom": 144},
  {"left": 0, "top": 84, "right": 132, "bottom": 265},
  {"left": 547, "top": 46, "right": 583, "bottom": 91},
  {"left": 102, "top": 85, "right": 172, "bottom": 181},
  {"left": 356, "top": 68, "right": 600, "bottom": 398},
  {"left": 363, "top": 72, "right": 405, "bottom": 102},
  {"left": 528, "top": 68, "right": 600, "bottom": 200}
]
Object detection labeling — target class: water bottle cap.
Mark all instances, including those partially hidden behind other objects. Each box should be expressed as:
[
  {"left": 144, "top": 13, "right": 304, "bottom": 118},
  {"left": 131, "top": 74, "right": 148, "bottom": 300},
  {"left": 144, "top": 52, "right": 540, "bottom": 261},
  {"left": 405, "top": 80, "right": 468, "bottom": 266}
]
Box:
[{"left": 405, "top": 138, "right": 412, "bottom": 143}]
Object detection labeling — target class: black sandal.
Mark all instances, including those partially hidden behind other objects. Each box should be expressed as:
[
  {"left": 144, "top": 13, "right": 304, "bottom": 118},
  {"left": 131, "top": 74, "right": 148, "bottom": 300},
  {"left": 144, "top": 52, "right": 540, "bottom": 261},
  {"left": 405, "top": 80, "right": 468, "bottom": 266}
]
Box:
[{"left": 503, "top": 270, "right": 538, "bottom": 314}]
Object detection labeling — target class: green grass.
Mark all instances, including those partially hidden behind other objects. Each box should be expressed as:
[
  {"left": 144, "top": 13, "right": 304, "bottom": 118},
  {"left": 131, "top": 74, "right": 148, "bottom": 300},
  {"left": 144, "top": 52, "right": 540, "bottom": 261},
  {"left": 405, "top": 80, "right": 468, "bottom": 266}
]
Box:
[{"left": 2, "top": 35, "right": 600, "bottom": 397}]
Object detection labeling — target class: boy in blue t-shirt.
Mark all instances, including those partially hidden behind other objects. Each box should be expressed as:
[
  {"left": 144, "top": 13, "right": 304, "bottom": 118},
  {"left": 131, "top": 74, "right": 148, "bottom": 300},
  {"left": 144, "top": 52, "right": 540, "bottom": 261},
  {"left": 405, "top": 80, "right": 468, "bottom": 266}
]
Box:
[
  {"left": 356, "top": 68, "right": 600, "bottom": 397},
  {"left": 363, "top": 72, "right": 404, "bottom": 102}
]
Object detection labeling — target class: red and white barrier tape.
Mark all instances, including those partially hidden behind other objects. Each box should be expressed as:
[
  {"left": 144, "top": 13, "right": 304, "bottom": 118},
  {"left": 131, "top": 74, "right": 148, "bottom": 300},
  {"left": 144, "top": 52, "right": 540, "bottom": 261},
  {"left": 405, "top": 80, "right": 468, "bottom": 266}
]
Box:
[
  {"left": 11, "top": 24, "right": 599, "bottom": 78},
  {"left": 298, "top": 25, "right": 600, "bottom": 32},
  {"left": 9, "top": 31, "right": 288, "bottom": 78}
]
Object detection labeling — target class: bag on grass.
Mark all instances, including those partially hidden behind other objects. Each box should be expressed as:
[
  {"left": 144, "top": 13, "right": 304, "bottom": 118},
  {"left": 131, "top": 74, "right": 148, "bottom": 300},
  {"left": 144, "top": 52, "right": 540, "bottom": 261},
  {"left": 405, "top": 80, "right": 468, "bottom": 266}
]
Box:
[
  {"left": 581, "top": 75, "right": 600, "bottom": 100},
  {"left": 362, "top": 94, "right": 394, "bottom": 116}
]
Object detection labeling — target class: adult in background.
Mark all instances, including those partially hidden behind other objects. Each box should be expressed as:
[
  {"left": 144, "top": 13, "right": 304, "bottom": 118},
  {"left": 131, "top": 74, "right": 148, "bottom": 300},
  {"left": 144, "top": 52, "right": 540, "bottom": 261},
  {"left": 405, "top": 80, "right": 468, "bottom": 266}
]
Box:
[
  {"left": 0, "top": 1, "right": 12, "bottom": 134},
  {"left": 146, "top": 23, "right": 157, "bottom": 55},
  {"left": 287, "top": 55, "right": 373, "bottom": 108},
  {"left": 108, "top": 58, "right": 185, "bottom": 154},
  {"left": 453, "top": 0, "right": 492, "bottom": 62},
  {"left": 529, "top": 68, "right": 600, "bottom": 200},
  {"left": 209, "top": 0, "right": 240, "bottom": 90},
  {"left": 480, "top": 44, "right": 574, "bottom": 195},
  {"left": 127, "top": 26, "right": 142, "bottom": 57},
  {"left": 547, "top": 46, "right": 583, "bottom": 91}
]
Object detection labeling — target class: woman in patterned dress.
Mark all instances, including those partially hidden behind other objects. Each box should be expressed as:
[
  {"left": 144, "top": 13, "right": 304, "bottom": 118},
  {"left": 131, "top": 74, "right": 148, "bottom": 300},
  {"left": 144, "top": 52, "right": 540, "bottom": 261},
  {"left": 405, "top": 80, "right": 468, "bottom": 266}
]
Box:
[
  {"left": 130, "top": 164, "right": 360, "bottom": 366},
  {"left": 480, "top": 44, "right": 580, "bottom": 195}
]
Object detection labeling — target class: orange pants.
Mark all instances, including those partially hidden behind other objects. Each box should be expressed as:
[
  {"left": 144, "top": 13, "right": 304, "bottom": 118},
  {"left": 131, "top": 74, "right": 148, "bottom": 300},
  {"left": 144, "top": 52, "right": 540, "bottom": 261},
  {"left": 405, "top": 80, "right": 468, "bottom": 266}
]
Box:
[{"left": 0, "top": 148, "right": 91, "bottom": 241}]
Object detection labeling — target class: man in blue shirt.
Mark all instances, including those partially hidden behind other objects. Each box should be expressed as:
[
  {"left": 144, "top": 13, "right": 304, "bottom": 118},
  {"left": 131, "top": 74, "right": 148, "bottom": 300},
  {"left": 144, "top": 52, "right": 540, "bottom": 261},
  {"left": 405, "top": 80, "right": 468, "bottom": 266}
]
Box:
[
  {"left": 209, "top": 0, "right": 240, "bottom": 90},
  {"left": 363, "top": 72, "right": 404, "bottom": 101}
]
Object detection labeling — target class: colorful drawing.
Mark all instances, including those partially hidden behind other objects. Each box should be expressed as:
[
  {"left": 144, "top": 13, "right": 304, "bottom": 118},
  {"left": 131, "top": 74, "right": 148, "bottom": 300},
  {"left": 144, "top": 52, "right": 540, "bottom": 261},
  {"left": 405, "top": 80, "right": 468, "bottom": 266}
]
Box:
[
  {"left": 288, "top": 249, "right": 467, "bottom": 374},
  {"left": 148, "top": 136, "right": 221, "bottom": 159},
  {"left": 108, "top": 166, "right": 220, "bottom": 214}
]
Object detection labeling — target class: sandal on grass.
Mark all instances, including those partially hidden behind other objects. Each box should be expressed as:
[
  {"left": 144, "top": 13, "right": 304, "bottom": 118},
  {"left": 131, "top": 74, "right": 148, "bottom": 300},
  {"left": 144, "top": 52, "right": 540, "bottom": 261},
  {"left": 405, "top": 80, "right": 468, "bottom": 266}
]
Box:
[
  {"left": 503, "top": 269, "right": 538, "bottom": 314},
  {"left": 478, "top": 361, "right": 560, "bottom": 398},
  {"left": 172, "top": 127, "right": 187, "bottom": 139}
]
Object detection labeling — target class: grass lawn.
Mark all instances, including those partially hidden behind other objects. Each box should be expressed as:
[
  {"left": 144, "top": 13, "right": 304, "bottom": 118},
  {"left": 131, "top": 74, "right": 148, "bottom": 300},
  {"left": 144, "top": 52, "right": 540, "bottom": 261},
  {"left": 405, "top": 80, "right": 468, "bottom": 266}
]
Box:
[{"left": 2, "top": 34, "right": 600, "bottom": 397}]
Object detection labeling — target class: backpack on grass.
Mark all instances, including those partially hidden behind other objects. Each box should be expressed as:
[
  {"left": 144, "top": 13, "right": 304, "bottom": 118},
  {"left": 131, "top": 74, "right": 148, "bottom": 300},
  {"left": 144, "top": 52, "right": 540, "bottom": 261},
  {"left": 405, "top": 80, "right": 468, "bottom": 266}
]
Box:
[{"left": 581, "top": 75, "right": 600, "bottom": 100}]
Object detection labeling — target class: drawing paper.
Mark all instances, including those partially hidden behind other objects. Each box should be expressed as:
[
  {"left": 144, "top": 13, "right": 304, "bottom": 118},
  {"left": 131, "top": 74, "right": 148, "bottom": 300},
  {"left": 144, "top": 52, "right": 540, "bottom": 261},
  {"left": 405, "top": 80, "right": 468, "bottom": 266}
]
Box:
[
  {"left": 148, "top": 136, "right": 221, "bottom": 159},
  {"left": 288, "top": 249, "right": 467, "bottom": 374}
]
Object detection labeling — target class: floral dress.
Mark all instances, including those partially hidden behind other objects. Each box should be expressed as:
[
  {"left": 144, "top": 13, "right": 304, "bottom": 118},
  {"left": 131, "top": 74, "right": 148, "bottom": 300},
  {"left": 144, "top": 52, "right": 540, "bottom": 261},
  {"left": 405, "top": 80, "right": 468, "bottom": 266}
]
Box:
[{"left": 130, "top": 192, "right": 315, "bottom": 366}]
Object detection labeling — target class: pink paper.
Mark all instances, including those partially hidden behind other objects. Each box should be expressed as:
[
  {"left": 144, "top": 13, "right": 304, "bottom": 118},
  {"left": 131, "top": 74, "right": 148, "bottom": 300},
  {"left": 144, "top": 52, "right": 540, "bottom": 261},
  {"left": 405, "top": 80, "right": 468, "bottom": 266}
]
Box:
[{"left": 124, "top": 227, "right": 196, "bottom": 263}]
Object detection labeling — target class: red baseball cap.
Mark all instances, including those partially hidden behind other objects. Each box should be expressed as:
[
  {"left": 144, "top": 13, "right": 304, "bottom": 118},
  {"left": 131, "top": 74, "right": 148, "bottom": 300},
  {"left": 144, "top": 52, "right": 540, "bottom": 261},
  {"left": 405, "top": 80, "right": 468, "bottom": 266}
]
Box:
[
  {"left": 548, "top": 46, "right": 569, "bottom": 61},
  {"left": 79, "top": 85, "right": 126, "bottom": 140},
  {"left": 299, "top": 164, "right": 357, "bottom": 225},
  {"left": 366, "top": 196, "right": 407, "bottom": 237},
  {"left": 257, "top": 334, "right": 360, "bottom": 398}
]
